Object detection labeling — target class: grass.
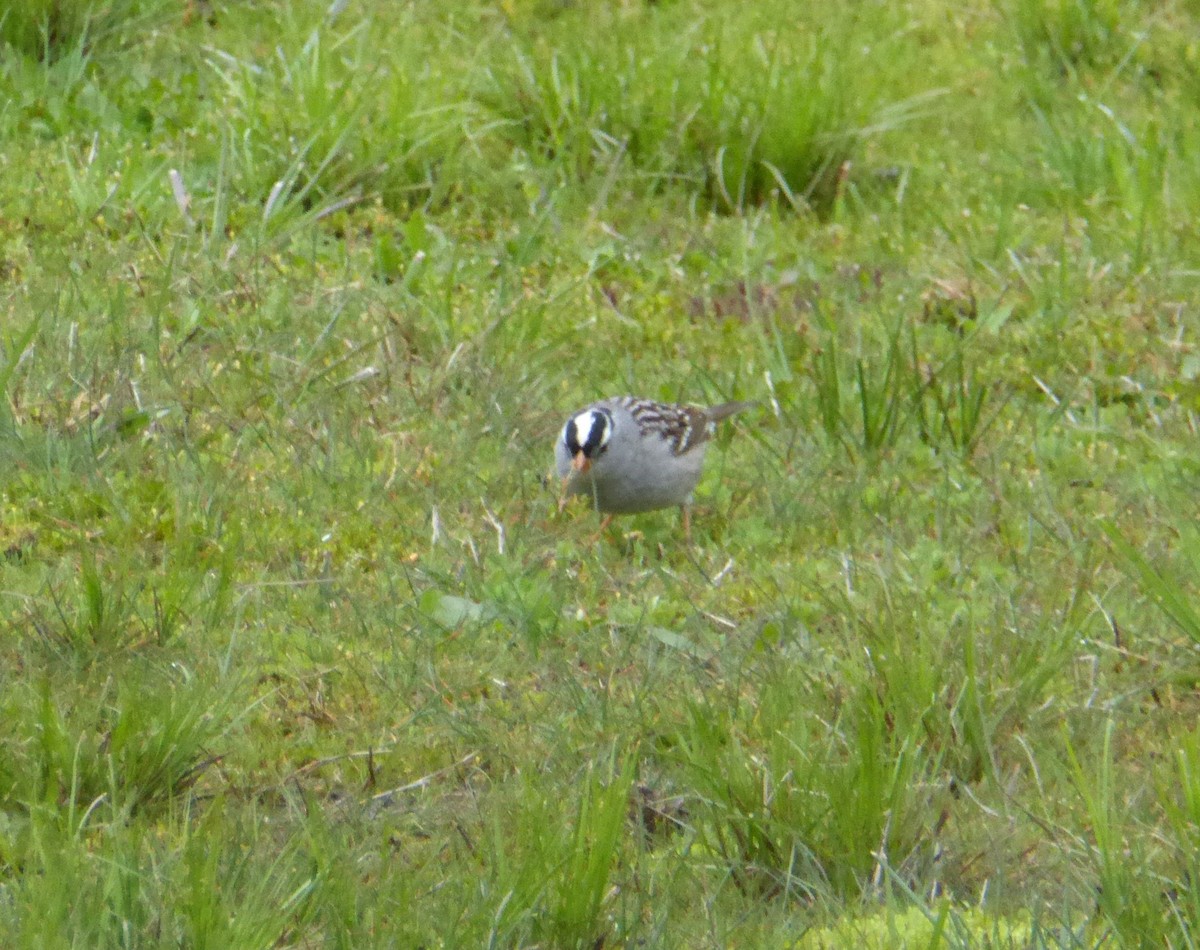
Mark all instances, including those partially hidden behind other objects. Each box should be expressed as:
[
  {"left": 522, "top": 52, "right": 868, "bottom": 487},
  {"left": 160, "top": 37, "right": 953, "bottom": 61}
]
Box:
[{"left": 2, "top": 0, "right": 1200, "bottom": 944}]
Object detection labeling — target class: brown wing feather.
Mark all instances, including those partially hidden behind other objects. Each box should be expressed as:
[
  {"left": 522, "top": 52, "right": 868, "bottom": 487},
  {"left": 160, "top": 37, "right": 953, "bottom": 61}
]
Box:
[{"left": 617, "top": 397, "right": 755, "bottom": 456}]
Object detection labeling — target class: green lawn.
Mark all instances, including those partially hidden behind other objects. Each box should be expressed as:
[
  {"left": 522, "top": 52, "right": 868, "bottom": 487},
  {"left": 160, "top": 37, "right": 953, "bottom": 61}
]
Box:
[{"left": 3, "top": 0, "right": 1200, "bottom": 945}]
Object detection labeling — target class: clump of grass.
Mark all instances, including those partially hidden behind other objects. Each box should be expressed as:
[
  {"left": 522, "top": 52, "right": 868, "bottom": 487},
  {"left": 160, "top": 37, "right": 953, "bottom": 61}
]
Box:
[
  {"left": 1025, "top": 97, "right": 1169, "bottom": 230},
  {"left": 1007, "top": 0, "right": 1137, "bottom": 74},
  {"left": 482, "top": 0, "right": 927, "bottom": 216},
  {"left": 810, "top": 313, "right": 909, "bottom": 460},
  {"left": 1103, "top": 520, "right": 1200, "bottom": 645},
  {"left": 482, "top": 754, "right": 635, "bottom": 946},
  {"left": 682, "top": 15, "right": 861, "bottom": 216},
  {"left": 805, "top": 296, "right": 1007, "bottom": 464},
  {"left": 1157, "top": 727, "right": 1200, "bottom": 942},
  {"left": 909, "top": 330, "right": 1006, "bottom": 459},
  {"left": 1, "top": 666, "right": 235, "bottom": 818},
  {"left": 0, "top": 0, "right": 172, "bottom": 62},
  {"left": 676, "top": 667, "right": 942, "bottom": 902},
  {"left": 1066, "top": 720, "right": 1176, "bottom": 944},
  {"left": 194, "top": 3, "right": 481, "bottom": 246},
  {"left": 0, "top": 795, "right": 321, "bottom": 944}
]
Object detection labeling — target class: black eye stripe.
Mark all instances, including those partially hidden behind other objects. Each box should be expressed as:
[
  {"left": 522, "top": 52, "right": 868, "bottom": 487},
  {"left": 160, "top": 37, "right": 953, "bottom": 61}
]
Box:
[{"left": 564, "top": 420, "right": 581, "bottom": 453}]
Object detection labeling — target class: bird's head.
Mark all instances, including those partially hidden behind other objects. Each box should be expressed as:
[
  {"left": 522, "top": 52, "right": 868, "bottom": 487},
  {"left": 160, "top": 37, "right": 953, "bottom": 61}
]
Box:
[{"left": 561, "top": 407, "right": 613, "bottom": 475}]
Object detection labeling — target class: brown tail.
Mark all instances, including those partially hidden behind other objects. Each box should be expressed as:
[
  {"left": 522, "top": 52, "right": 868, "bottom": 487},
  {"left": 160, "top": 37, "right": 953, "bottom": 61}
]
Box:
[{"left": 706, "top": 400, "right": 757, "bottom": 423}]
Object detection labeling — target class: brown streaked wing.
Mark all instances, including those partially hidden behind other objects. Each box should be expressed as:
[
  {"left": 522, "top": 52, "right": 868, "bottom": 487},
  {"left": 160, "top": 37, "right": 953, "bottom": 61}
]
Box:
[{"left": 619, "top": 399, "right": 710, "bottom": 456}]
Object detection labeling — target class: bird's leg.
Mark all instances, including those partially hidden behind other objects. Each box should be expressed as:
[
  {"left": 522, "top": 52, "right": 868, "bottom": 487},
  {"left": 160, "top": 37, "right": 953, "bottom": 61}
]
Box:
[{"left": 681, "top": 505, "right": 692, "bottom": 543}]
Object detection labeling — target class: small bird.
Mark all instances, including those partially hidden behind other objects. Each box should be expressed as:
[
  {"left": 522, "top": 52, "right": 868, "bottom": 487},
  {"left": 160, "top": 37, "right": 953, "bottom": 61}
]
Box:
[{"left": 555, "top": 396, "right": 754, "bottom": 538}]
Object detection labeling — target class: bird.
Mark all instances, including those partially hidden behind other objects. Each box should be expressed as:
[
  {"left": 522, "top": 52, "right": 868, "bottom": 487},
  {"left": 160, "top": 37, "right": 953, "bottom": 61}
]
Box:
[{"left": 555, "top": 396, "right": 754, "bottom": 538}]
